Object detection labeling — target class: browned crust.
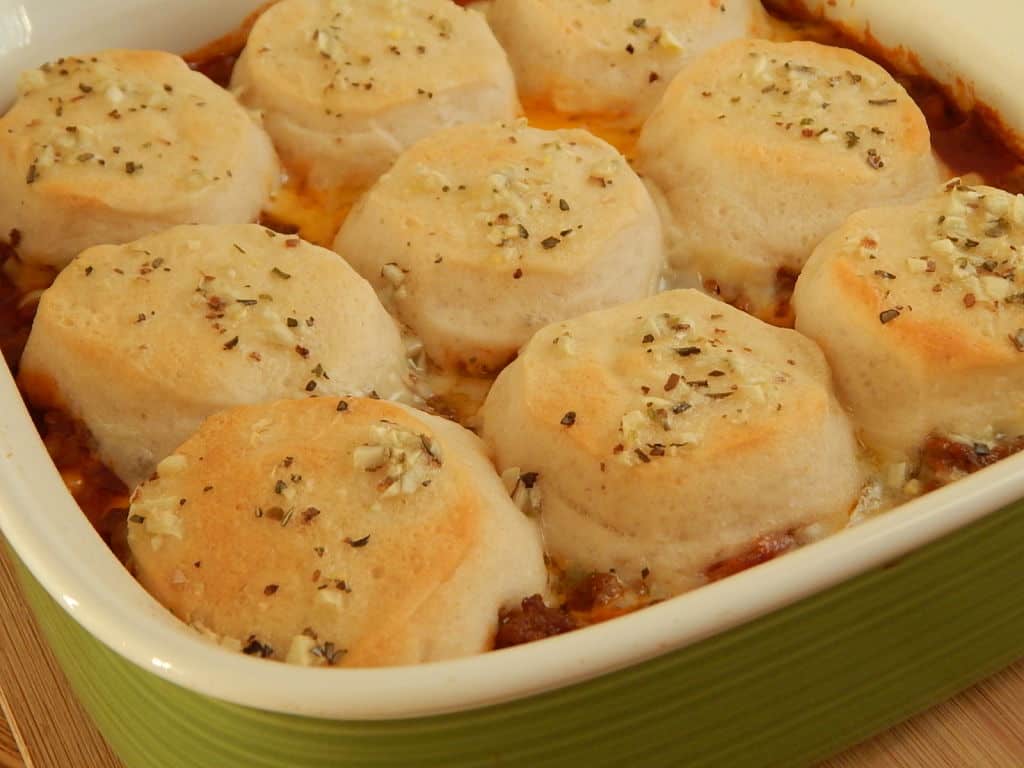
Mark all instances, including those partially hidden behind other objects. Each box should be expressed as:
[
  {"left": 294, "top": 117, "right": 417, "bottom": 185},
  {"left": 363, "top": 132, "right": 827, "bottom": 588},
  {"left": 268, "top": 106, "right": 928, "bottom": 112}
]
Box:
[{"left": 832, "top": 258, "right": 1016, "bottom": 367}]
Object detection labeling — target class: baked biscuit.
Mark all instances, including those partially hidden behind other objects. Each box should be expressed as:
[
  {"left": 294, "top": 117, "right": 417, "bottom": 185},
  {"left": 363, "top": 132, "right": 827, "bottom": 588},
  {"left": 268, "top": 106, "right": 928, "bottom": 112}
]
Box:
[
  {"left": 481, "top": 289, "right": 865, "bottom": 596},
  {"left": 128, "top": 396, "right": 548, "bottom": 667},
  {"left": 231, "top": 0, "right": 518, "bottom": 190},
  {"left": 488, "top": 0, "right": 766, "bottom": 126},
  {"left": 0, "top": 50, "right": 279, "bottom": 269},
  {"left": 636, "top": 39, "right": 940, "bottom": 322},
  {"left": 794, "top": 180, "right": 1024, "bottom": 466},
  {"left": 20, "top": 224, "right": 409, "bottom": 487},
  {"left": 334, "top": 120, "right": 663, "bottom": 375}
]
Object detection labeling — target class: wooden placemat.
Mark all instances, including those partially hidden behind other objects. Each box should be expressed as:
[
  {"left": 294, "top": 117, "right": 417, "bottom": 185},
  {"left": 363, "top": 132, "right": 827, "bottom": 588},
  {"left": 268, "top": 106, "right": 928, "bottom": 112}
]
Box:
[
  {"left": 0, "top": 541, "right": 1022, "bottom": 768},
  {"left": 0, "top": 724, "right": 22, "bottom": 768},
  {"left": 0, "top": 546, "right": 122, "bottom": 768}
]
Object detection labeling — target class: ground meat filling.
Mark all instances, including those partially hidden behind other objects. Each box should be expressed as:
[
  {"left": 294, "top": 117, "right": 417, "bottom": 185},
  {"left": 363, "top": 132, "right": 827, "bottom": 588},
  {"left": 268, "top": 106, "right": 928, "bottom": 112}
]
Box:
[
  {"left": 704, "top": 532, "right": 798, "bottom": 584},
  {"left": 918, "top": 435, "right": 1024, "bottom": 491},
  {"left": 34, "top": 409, "right": 129, "bottom": 551},
  {"left": 495, "top": 572, "right": 646, "bottom": 648},
  {"left": 565, "top": 572, "right": 626, "bottom": 613},
  {"left": 494, "top": 595, "right": 577, "bottom": 649},
  {"left": 0, "top": 235, "right": 34, "bottom": 368}
]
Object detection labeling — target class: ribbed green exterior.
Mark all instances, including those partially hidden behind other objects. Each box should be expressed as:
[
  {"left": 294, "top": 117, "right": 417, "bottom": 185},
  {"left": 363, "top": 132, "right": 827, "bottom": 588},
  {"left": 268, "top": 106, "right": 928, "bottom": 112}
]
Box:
[{"left": 15, "top": 499, "right": 1024, "bottom": 767}]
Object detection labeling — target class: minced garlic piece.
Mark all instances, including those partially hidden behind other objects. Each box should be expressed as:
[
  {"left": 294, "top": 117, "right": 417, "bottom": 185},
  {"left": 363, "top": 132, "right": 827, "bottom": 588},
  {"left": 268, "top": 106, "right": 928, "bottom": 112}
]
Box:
[
  {"left": 352, "top": 444, "right": 388, "bottom": 471},
  {"left": 317, "top": 589, "right": 346, "bottom": 609},
  {"left": 285, "top": 634, "right": 319, "bottom": 666},
  {"left": 552, "top": 330, "right": 577, "bottom": 356},
  {"left": 155, "top": 453, "right": 188, "bottom": 476},
  {"left": 313, "top": 28, "right": 345, "bottom": 61},
  {"left": 884, "top": 462, "right": 907, "bottom": 489},
  {"left": 907, "top": 257, "right": 929, "bottom": 274},
  {"left": 657, "top": 30, "right": 684, "bottom": 53},
  {"left": 500, "top": 467, "right": 542, "bottom": 515},
  {"left": 706, "top": 48, "right": 906, "bottom": 171},
  {"left": 381, "top": 262, "right": 406, "bottom": 287},
  {"left": 132, "top": 495, "right": 185, "bottom": 539},
  {"left": 613, "top": 312, "right": 787, "bottom": 465},
  {"left": 410, "top": 121, "right": 620, "bottom": 262},
  {"left": 928, "top": 180, "right": 1024, "bottom": 316},
  {"left": 353, "top": 420, "right": 443, "bottom": 497}
]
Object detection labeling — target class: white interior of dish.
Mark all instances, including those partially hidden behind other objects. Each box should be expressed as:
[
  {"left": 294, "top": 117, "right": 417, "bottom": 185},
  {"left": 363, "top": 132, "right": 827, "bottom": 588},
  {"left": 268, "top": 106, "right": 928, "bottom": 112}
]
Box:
[{"left": 0, "top": 0, "right": 1023, "bottom": 720}]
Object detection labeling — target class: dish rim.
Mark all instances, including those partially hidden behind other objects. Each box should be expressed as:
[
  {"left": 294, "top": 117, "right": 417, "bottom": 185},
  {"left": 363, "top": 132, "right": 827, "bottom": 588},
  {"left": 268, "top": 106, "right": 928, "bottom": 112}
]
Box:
[{"left": 0, "top": 0, "right": 1023, "bottom": 722}]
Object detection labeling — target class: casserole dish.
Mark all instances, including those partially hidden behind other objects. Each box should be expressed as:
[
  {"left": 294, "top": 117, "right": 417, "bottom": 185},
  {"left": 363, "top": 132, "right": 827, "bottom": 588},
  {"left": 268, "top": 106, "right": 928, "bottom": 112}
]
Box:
[{"left": 1, "top": 0, "right": 1023, "bottom": 765}]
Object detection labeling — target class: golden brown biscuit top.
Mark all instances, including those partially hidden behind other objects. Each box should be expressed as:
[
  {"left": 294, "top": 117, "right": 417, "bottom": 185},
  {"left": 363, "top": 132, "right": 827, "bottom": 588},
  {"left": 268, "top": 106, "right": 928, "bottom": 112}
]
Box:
[
  {"left": 128, "top": 397, "right": 475, "bottom": 666},
  {"left": 131, "top": 402, "right": 447, "bottom": 548},
  {"left": 241, "top": 0, "right": 508, "bottom": 118},
  {"left": 667, "top": 39, "right": 929, "bottom": 174},
  {"left": 499, "top": 0, "right": 735, "bottom": 55},
  {"left": 923, "top": 181, "right": 1024, "bottom": 312},
  {"left": 363, "top": 120, "right": 642, "bottom": 273},
  {"left": 518, "top": 291, "right": 828, "bottom": 468},
  {"left": 35, "top": 224, "right": 406, "bottom": 403},
  {"left": 4, "top": 50, "right": 253, "bottom": 211},
  {"left": 825, "top": 181, "right": 1024, "bottom": 359}
]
